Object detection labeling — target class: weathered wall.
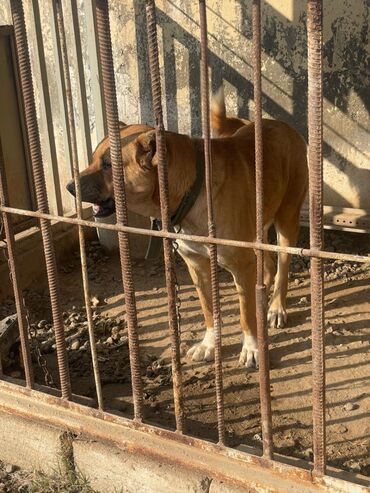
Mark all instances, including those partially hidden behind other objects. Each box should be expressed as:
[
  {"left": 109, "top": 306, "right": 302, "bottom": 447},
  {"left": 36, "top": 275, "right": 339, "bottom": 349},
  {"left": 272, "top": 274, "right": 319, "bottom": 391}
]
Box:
[{"left": 0, "top": 0, "right": 369, "bottom": 213}]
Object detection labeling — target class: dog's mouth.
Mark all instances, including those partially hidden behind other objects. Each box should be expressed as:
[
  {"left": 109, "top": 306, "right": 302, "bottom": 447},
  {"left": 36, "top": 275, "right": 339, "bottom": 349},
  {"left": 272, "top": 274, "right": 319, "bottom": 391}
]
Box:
[{"left": 92, "top": 197, "right": 116, "bottom": 218}]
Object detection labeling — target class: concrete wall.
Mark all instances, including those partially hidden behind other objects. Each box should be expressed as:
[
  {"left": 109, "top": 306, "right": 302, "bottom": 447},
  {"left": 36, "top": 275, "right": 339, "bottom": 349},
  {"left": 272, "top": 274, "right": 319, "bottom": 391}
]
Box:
[{"left": 0, "top": 1, "right": 369, "bottom": 215}]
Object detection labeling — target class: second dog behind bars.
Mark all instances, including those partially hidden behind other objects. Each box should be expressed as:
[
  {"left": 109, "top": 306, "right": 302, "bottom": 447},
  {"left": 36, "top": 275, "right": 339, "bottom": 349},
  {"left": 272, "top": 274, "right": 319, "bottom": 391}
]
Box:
[{"left": 66, "top": 87, "right": 308, "bottom": 369}]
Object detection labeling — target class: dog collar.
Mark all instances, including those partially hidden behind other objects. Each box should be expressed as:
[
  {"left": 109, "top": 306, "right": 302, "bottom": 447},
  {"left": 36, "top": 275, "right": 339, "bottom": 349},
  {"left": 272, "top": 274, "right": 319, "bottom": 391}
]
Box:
[{"left": 145, "top": 141, "right": 205, "bottom": 259}]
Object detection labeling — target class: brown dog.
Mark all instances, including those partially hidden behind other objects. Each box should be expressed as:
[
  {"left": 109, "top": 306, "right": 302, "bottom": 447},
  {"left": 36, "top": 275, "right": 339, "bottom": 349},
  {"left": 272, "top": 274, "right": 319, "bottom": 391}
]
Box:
[{"left": 67, "top": 91, "right": 307, "bottom": 368}]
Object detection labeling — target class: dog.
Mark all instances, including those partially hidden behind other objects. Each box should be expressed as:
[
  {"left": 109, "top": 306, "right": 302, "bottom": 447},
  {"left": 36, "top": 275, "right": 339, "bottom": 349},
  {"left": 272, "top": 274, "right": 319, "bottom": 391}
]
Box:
[{"left": 67, "top": 90, "right": 308, "bottom": 369}]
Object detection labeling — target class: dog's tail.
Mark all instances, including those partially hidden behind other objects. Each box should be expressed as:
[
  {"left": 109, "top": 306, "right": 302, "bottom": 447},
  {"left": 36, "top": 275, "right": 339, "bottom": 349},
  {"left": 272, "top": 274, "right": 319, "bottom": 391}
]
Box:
[
  {"left": 211, "top": 86, "right": 247, "bottom": 137},
  {"left": 210, "top": 86, "right": 227, "bottom": 137}
]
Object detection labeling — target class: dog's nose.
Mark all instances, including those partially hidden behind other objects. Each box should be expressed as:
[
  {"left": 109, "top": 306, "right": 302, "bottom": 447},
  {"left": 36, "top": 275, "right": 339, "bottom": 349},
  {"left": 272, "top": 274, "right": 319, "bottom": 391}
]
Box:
[{"left": 66, "top": 180, "right": 76, "bottom": 196}]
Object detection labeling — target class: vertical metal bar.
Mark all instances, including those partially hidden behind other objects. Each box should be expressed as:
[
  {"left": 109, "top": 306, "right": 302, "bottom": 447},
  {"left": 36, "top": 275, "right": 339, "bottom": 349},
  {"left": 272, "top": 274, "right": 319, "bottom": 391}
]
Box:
[
  {"left": 84, "top": 0, "right": 107, "bottom": 144},
  {"left": 252, "top": 0, "right": 273, "bottom": 459},
  {"left": 307, "top": 0, "right": 326, "bottom": 477},
  {"left": 49, "top": 0, "right": 74, "bottom": 189},
  {"left": 69, "top": 0, "right": 93, "bottom": 162},
  {"left": 198, "top": 0, "right": 225, "bottom": 446},
  {"left": 0, "top": 138, "right": 34, "bottom": 388},
  {"left": 55, "top": 0, "right": 103, "bottom": 410},
  {"left": 145, "top": 0, "right": 184, "bottom": 433},
  {"left": 30, "top": 0, "right": 63, "bottom": 215},
  {"left": 95, "top": 0, "right": 144, "bottom": 421},
  {"left": 10, "top": 0, "right": 71, "bottom": 399}
]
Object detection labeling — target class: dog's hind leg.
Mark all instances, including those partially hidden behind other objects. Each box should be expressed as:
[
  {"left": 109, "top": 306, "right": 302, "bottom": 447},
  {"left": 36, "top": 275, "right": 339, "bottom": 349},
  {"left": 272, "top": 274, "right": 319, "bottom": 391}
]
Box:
[
  {"left": 267, "top": 211, "right": 300, "bottom": 328},
  {"left": 182, "top": 252, "right": 216, "bottom": 362}
]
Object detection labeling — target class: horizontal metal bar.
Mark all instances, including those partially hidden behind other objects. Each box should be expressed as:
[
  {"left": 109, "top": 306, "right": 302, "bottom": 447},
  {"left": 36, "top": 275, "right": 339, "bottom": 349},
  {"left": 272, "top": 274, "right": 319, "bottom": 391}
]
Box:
[{"left": 1, "top": 205, "right": 369, "bottom": 264}]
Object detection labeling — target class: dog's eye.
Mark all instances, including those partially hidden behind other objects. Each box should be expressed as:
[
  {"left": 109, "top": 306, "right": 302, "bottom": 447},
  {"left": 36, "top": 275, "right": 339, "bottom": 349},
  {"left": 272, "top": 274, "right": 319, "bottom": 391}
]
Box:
[{"left": 102, "top": 157, "right": 111, "bottom": 170}]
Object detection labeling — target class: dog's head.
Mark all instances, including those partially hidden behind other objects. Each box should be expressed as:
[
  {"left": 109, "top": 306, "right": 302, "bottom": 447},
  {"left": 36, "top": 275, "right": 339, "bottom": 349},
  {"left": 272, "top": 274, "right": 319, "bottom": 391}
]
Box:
[{"left": 66, "top": 123, "right": 162, "bottom": 218}]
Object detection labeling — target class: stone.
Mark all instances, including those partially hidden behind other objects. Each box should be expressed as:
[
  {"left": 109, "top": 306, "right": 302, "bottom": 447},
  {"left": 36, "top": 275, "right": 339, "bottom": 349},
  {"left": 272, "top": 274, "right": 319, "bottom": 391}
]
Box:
[
  {"left": 71, "top": 340, "right": 80, "bottom": 351},
  {"left": 5, "top": 464, "right": 15, "bottom": 474},
  {"left": 91, "top": 296, "right": 103, "bottom": 307},
  {"left": 344, "top": 402, "right": 357, "bottom": 411},
  {"left": 111, "top": 327, "right": 120, "bottom": 341},
  {"left": 303, "top": 448, "right": 313, "bottom": 461}
]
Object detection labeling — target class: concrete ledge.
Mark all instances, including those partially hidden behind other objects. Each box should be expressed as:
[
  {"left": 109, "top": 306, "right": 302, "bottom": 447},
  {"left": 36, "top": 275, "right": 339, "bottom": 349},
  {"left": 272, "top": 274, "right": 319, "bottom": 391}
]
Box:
[
  {"left": 73, "top": 438, "right": 211, "bottom": 493},
  {"left": 209, "top": 480, "right": 252, "bottom": 493},
  {"left": 0, "top": 380, "right": 368, "bottom": 493},
  {"left": 0, "top": 410, "right": 63, "bottom": 474}
]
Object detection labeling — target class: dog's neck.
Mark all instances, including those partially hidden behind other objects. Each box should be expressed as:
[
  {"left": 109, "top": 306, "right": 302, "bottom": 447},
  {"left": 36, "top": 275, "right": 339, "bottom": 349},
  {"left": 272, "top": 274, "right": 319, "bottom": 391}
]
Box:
[{"left": 154, "top": 133, "right": 198, "bottom": 216}]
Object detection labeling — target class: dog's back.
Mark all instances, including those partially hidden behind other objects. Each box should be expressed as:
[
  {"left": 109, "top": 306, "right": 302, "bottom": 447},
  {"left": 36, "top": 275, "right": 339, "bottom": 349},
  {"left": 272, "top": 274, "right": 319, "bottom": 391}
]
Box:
[{"left": 211, "top": 87, "right": 308, "bottom": 213}]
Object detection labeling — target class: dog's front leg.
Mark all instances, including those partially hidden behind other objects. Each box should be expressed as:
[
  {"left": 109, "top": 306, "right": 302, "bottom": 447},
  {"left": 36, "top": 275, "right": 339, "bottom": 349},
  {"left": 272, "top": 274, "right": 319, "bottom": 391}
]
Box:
[
  {"left": 232, "top": 259, "right": 259, "bottom": 369},
  {"left": 181, "top": 252, "right": 216, "bottom": 362}
]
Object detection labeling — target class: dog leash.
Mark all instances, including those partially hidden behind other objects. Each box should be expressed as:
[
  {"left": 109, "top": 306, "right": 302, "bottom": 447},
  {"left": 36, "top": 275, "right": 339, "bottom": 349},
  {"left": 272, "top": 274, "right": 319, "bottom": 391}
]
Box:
[{"left": 145, "top": 141, "right": 205, "bottom": 259}]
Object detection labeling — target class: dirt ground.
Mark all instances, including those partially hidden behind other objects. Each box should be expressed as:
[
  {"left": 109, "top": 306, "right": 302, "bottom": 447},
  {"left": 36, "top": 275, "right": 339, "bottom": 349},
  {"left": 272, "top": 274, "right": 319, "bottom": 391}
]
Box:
[{"left": 1, "top": 228, "right": 369, "bottom": 479}]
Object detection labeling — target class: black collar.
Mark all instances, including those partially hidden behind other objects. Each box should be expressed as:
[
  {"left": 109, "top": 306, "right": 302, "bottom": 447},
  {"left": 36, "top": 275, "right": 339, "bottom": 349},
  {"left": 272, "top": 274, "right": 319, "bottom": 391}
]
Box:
[{"left": 145, "top": 141, "right": 204, "bottom": 259}]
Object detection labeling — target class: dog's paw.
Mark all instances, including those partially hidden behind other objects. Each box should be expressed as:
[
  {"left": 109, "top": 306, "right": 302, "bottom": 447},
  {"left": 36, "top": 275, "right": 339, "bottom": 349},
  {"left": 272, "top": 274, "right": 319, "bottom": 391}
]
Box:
[
  {"left": 187, "top": 328, "right": 215, "bottom": 362},
  {"left": 267, "top": 306, "right": 287, "bottom": 328},
  {"left": 239, "top": 335, "right": 258, "bottom": 369}
]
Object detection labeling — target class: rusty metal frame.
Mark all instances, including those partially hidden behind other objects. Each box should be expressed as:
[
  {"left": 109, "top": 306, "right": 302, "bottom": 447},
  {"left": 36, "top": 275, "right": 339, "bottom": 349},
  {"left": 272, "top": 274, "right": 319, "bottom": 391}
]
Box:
[{"left": 0, "top": 0, "right": 369, "bottom": 490}]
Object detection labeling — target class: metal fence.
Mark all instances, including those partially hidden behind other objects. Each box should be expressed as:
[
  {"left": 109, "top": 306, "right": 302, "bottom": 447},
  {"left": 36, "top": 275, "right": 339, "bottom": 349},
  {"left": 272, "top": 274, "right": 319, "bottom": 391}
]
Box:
[{"left": 0, "top": 0, "right": 369, "bottom": 490}]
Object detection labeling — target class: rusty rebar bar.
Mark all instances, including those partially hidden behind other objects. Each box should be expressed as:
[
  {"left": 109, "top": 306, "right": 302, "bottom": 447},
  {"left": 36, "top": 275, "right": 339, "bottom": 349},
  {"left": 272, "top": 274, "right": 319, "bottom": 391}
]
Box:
[
  {"left": 2, "top": 205, "right": 370, "bottom": 265},
  {"left": 95, "top": 0, "right": 144, "bottom": 420},
  {"left": 145, "top": 0, "right": 184, "bottom": 433},
  {"left": 252, "top": 0, "right": 273, "bottom": 459},
  {"left": 0, "top": 139, "right": 34, "bottom": 388},
  {"left": 198, "top": 0, "right": 225, "bottom": 446},
  {"left": 55, "top": 0, "right": 103, "bottom": 410},
  {"left": 307, "top": 0, "right": 326, "bottom": 477},
  {"left": 10, "top": 0, "right": 71, "bottom": 399}
]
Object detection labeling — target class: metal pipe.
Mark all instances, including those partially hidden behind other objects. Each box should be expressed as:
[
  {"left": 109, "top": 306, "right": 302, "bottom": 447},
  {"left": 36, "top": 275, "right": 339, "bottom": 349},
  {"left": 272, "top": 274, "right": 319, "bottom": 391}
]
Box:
[
  {"left": 55, "top": 0, "right": 103, "bottom": 410},
  {"left": 0, "top": 139, "right": 34, "bottom": 388},
  {"left": 1, "top": 205, "right": 369, "bottom": 265},
  {"left": 198, "top": 0, "right": 225, "bottom": 446},
  {"left": 252, "top": 0, "right": 273, "bottom": 459},
  {"left": 307, "top": 0, "right": 326, "bottom": 477},
  {"left": 95, "top": 0, "right": 144, "bottom": 421},
  {"left": 10, "top": 0, "right": 71, "bottom": 399},
  {"left": 145, "top": 0, "right": 184, "bottom": 433}
]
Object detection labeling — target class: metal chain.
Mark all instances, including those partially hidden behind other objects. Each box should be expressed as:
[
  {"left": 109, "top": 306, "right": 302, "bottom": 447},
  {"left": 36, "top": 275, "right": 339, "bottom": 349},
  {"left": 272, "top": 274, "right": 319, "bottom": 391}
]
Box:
[
  {"left": 172, "top": 237, "right": 182, "bottom": 340},
  {"left": 1, "top": 222, "right": 55, "bottom": 387},
  {"left": 23, "top": 297, "right": 55, "bottom": 388}
]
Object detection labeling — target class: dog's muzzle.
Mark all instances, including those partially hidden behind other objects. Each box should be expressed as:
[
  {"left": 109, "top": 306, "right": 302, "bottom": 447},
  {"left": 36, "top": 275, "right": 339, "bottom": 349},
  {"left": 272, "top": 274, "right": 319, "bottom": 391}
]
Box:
[
  {"left": 66, "top": 180, "right": 115, "bottom": 218},
  {"left": 92, "top": 197, "right": 116, "bottom": 218}
]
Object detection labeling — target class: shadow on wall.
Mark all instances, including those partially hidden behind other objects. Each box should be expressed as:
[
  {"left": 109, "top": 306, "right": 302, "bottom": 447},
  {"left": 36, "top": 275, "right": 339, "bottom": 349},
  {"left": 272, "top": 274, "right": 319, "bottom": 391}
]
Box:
[{"left": 133, "top": 0, "right": 370, "bottom": 209}]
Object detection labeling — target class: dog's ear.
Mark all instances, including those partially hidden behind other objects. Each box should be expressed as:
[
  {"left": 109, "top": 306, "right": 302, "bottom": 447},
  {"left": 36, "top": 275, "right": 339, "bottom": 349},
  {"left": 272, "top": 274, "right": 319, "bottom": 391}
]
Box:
[{"left": 135, "top": 130, "right": 157, "bottom": 171}]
